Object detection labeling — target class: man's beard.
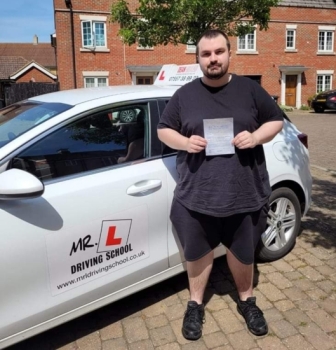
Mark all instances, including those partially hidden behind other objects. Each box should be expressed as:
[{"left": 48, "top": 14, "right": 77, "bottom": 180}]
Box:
[{"left": 203, "top": 64, "right": 227, "bottom": 80}]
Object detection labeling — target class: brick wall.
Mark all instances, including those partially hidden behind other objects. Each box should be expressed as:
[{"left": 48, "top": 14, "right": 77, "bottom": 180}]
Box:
[
  {"left": 16, "top": 67, "right": 56, "bottom": 83},
  {"left": 54, "top": 0, "right": 336, "bottom": 107}
]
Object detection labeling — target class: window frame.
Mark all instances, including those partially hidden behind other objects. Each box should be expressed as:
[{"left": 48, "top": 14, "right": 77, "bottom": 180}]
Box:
[
  {"left": 317, "top": 26, "right": 335, "bottom": 54},
  {"left": 80, "top": 15, "right": 109, "bottom": 52},
  {"left": 285, "top": 25, "right": 297, "bottom": 50},
  {"left": 237, "top": 28, "right": 257, "bottom": 53},
  {"left": 84, "top": 77, "right": 108, "bottom": 88},
  {"left": 316, "top": 70, "right": 333, "bottom": 93}
]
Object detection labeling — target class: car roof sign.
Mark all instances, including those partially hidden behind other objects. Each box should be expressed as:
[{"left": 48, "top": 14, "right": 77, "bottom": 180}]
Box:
[{"left": 154, "top": 64, "right": 203, "bottom": 86}]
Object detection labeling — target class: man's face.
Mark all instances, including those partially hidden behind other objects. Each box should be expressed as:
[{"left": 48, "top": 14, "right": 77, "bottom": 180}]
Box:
[{"left": 197, "top": 35, "right": 231, "bottom": 80}]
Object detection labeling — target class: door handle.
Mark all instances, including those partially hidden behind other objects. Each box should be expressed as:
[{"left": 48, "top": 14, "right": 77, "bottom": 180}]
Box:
[{"left": 127, "top": 179, "right": 162, "bottom": 195}]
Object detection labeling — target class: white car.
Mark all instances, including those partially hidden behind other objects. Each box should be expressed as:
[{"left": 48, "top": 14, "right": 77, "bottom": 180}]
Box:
[{"left": 0, "top": 68, "right": 312, "bottom": 348}]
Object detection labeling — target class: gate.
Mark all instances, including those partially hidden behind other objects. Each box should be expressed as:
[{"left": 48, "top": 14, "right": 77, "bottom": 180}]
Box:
[{"left": 2, "top": 82, "right": 59, "bottom": 107}]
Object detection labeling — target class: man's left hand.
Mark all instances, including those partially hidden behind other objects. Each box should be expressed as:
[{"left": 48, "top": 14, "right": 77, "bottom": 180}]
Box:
[{"left": 232, "top": 131, "right": 259, "bottom": 149}]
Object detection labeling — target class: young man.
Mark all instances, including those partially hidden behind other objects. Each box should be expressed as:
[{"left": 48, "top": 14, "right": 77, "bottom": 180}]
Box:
[{"left": 157, "top": 29, "right": 283, "bottom": 340}]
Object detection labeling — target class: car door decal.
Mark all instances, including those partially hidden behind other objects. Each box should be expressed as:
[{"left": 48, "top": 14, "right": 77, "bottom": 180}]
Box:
[{"left": 45, "top": 205, "right": 149, "bottom": 295}]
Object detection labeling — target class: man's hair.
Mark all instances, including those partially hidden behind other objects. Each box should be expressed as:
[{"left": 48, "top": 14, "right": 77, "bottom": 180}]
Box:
[{"left": 196, "top": 29, "right": 231, "bottom": 57}]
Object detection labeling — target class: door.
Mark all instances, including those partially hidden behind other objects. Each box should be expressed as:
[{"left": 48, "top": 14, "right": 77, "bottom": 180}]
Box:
[
  {"left": 285, "top": 75, "right": 297, "bottom": 107},
  {"left": 136, "top": 76, "right": 153, "bottom": 85},
  {"left": 0, "top": 100, "right": 169, "bottom": 340}
]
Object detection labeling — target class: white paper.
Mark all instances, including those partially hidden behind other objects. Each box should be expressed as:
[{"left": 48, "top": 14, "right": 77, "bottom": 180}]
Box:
[{"left": 203, "top": 118, "right": 235, "bottom": 156}]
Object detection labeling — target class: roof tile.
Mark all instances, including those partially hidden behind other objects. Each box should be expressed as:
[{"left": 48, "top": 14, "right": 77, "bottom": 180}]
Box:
[
  {"left": 0, "top": 43, "right": 56, "bottom": 68},
  {"left": 0, "top": 56, "right": 29, "bottom": 79}
]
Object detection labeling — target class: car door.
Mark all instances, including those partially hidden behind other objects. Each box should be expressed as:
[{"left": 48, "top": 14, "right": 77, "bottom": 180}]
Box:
[{"left": 0, "top": 100, "right": 169, "bottom": 343}]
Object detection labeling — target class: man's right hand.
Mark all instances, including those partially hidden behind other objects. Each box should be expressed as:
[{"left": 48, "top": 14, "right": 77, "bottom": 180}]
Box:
[{"left": 186, "top": 135, "right": 207, "bottom": 153}]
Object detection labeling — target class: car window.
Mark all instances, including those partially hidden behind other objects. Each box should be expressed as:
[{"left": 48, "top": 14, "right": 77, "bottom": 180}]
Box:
[
  {"left": 10, "top": 104, "right": 149, "bottom": 181},
  {"left": 0, "top": 102, "right": 72, "bottom": 148}
]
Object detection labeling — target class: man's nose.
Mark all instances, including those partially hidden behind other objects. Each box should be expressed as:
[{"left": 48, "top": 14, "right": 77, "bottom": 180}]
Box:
[{"left": 210, "top": 53, "right": 217, "bottom": 61}]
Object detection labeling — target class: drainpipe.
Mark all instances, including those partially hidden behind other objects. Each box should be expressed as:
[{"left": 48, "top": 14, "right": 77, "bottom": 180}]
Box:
[{"left": 65, "top": 0, "right": 77, "bottom": 88}]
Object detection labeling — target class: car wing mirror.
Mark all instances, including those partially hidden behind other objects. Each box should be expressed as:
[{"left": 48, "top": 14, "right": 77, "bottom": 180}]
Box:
[{"left": 0, "top": 169, "right": 44, "bottom": 200}]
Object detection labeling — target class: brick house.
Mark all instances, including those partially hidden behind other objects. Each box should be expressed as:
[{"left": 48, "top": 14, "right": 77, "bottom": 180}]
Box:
[
  {"left": 0, "top": 36, "right": 58, "bottom": 106},
  {"left": 54, "top": 0, "right": 336, "bottom": 108},
  {"left": 0, "top": 36, "right": 57, "bottom": 83}
]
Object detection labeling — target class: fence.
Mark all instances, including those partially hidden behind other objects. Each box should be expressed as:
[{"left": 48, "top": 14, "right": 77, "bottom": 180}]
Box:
[{"left": 1, "top": 82, "right": 59, "bottom": 107}]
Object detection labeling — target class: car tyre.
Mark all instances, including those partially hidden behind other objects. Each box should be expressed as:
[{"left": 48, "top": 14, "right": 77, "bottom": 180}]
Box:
[
  {"left": 256, "top": 187, "right": 301, "bottom": 262},
  {"left": 313, "top": 106, "right": 325, "bottom": 113}
]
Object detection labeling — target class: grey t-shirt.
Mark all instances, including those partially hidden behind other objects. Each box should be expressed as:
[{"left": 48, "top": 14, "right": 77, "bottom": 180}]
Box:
[{"left": 158, "top": 75, "right": 283, "bottom": 217}]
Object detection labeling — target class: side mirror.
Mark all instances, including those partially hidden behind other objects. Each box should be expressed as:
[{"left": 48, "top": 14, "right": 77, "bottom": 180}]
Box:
[{"left": 0, "top": 169, "right": 44, "bottom": 200}]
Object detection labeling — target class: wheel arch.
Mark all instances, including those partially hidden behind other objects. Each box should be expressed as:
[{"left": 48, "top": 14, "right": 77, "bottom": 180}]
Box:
[{"left": 271, "top": 180, "right": 306, "bottom": 216}]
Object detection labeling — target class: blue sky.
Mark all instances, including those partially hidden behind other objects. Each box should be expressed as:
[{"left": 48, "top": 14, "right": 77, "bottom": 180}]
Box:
[{"left": 0, "top": 0, "right": 54, "bottom": 43}]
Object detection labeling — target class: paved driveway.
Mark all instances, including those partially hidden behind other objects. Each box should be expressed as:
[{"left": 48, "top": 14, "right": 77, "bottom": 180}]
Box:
[
  {"left": 6, "top": 110, "right": 336, "bottom": 350},
  {"left": 288, "top": 110, "right": 336, "bottom": 172}
]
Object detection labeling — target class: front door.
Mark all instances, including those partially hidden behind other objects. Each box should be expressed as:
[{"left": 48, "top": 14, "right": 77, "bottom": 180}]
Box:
[
  {"left": 137, "top": 76, "right": 153, "bottom": 85},
  {"left": 285, "top": 75, "right": 297, "bottom": 107}
]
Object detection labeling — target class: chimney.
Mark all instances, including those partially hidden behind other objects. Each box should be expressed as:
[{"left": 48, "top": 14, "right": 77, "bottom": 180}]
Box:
[{"left": 33, "top": 35, "right": 38, "bottom": 45}]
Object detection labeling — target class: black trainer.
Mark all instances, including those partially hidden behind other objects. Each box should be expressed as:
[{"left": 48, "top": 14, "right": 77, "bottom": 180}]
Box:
[
  {"left": 237, "top": 297, "right": 268, "bottom": 336},
  {"left": 182, "top": 301, "right": 205, "bottom": 340}
]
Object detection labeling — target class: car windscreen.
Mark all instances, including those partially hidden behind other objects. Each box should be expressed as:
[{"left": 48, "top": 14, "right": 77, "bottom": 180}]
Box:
[{"left": 0, "top": 101, "right": 72, "bottom": 148}]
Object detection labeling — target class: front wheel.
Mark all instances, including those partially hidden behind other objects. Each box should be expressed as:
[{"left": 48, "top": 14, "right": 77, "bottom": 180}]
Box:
[
  {"left": 256, "top": 187, "right": 301, "bottom": 262},
  {"left": 314, "top": 106, "right": 325, "bottom": 113}
]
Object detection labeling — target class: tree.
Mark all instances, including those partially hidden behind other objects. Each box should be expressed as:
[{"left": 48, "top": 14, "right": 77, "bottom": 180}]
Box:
[{"left": 110, "top": 0, "right": 280, "bottom": 47}]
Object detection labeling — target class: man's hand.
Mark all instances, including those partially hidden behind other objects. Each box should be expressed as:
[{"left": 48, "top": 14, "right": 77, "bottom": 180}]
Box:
[
  {"left": 232, "top": 131, "right": 259, "bottom": 149},
  {"left": 186, "top": 135, "right": 207, "bottom": 153}
]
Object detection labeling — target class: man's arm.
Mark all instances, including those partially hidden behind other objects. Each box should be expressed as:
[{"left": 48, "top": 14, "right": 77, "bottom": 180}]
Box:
[
  {"left": 158, "top": 128, "right": 207, "bottom": 153},
  {"left": 232, "top": 120, "right": 283, "bottom": 149}
]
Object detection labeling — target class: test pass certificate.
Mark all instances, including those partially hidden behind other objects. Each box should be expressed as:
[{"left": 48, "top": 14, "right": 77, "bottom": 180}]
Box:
[{"left": 203, "top": 118, "right": 235, "bottom": 156}]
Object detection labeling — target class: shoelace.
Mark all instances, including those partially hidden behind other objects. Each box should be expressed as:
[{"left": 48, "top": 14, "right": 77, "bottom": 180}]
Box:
[
  {"left": 242, "top": 304, "right": 264, "bottom": 322},
  {"left": 185, "top": 307, "right": 205, "bottom": 325}
]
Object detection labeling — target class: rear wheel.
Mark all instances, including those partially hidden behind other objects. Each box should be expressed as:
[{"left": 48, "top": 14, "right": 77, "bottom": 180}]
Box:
[{"left": 256, "top": 187, "right": 301, "bottom": 262}]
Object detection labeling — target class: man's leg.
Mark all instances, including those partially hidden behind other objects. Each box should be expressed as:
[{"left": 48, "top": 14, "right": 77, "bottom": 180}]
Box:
[
  {"left": 226, "top": 248, "right": 268, "bottom": 336},
  {"left": 182, "top": 250, "right": 214, "bottom": 340},
  {"left": 187, "top": 250, "right": 214, "bottom": 304},
  {"left": 226, "top": 248, "right": 253, "bottom": 300}
]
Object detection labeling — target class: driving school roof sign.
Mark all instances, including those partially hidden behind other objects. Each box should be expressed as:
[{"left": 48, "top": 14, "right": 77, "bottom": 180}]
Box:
[{"left": 154, "top": 64, "right": 203, "bottom": 86}]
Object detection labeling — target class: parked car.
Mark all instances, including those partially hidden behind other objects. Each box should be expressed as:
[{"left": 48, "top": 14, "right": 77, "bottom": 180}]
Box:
[
  {"left": 0, "top": 66, "right": 312, "bottom": 348},
  {"left": 311, "top": 88, "right": 336, "bottom": 113}
]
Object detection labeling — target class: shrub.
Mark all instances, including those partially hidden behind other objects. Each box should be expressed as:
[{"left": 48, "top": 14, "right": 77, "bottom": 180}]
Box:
[{"left": 300, "top": 104, "right": 310, "bottom": 110}]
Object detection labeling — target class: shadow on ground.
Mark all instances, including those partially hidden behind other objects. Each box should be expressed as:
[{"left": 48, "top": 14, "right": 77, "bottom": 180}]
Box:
[{"left": 299, "top": 174, "right": 336, "bottom": 250}]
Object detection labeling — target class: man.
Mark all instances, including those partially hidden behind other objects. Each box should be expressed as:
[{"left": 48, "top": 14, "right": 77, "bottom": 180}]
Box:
[{"left": 157, "top": 29, "right": 283, "bottom": 340}]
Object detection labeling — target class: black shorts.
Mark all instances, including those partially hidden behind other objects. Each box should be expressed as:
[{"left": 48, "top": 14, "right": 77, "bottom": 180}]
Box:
[{"left": 170, "top": 199, "right": 269, "bottom": 265}]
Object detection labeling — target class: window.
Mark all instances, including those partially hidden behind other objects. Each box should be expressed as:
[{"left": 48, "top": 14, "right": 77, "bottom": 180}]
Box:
[
  {"left": 238, "top": 30, "right": 256, "bottom": 51},
  {"left": 316, "top": 71, "right": 333, "bottom": 92},
  {"left": 82, "top": 21, "right": 106, "bottom": 48},
  {"left": 286, "top": 25, "right": 297, "bottom": 50},
  {"left": 84, "top": 77, "right": 108, "bottom": 88},
  {"left": 318, "top": 26, "right": 335, "bottom": 53},
  {"left": 10, "top": 105, "right": 149, "bottom": 180},
  {"left": 80, "top": 15, "right": 108, "bottom": 51}
]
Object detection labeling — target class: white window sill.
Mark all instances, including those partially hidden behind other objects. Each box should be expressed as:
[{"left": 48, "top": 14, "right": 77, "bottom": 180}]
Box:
[
  {"left": 80, "top": 47, "right": 110, "bottom": 52},
  {"left": 317, "top": 51, "right": 335, "bottom": 56},
  {"left": 236, "top": 51, "right": 258, "bottom": 55},
  {"left": 137, "top": 47, "right": 154, "bottom": 51},
  {"left": 285, "top": 48, "right": 298, "bottom": 52},
  {"left": 185, "top": 49, "right": 196, "bottom": 54}
]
